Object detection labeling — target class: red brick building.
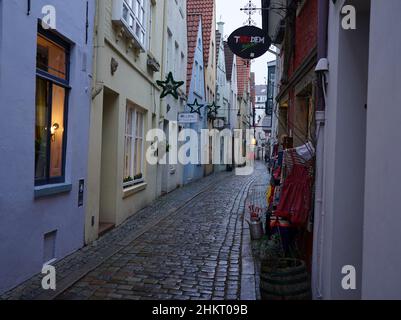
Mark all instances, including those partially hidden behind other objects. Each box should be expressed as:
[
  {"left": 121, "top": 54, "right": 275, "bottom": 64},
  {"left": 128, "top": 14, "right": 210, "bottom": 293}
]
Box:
[
  {"left": 273, "top": 0, "right": 318, "bottom": 148},
  {"left": 262, "top": 0, "right": 319, "bottom": 271}
]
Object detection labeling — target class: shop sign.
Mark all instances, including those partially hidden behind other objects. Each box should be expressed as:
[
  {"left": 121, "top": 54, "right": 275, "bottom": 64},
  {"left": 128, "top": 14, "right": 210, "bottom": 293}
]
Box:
[
  {"left": 227, "top": 26, "right": 271, "bottom": 60},
  {"left": 178, "top": 113, "right": 199, "bottom": 124}
]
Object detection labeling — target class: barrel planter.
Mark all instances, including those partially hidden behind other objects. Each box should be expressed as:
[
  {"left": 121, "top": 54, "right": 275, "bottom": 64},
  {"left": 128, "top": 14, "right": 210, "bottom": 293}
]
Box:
[{"left": 260, "top": 258, "right": 311, "bottom": 300}]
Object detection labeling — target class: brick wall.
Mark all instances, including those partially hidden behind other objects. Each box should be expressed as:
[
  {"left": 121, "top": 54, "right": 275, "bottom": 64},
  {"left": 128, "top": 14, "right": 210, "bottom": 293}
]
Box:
[
  {"left": 289, "top": 0, "right": 318, "bottom": 78},
  {"left": 295, "top": 0, "right": 318, "bottom": 70}
]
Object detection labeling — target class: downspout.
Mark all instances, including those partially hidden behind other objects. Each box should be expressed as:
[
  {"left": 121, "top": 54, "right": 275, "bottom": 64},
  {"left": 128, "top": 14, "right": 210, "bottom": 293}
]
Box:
[
  {"left": 312, "top": 0, "right": 329, "bottom": 300},
  {"left": 92, "top": 1, "right": 104, "bottom": 100},
  {"left": 155, "top": 0, "right": 168, "bottom": 198}
]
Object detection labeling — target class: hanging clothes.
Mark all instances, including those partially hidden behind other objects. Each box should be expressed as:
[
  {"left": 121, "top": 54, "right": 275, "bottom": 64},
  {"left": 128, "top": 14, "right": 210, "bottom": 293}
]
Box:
[{"left": 275, "top": 149, "right": 314, "bottom": 227}]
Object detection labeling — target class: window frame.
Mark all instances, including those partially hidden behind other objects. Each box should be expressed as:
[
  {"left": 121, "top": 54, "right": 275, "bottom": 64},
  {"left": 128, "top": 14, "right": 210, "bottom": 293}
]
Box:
[
  {"left": 123, "top": 104, "right": 145, "bottom": 189},
  {"left": 35, "top": 26, "right": 70, "bottom": 187},
  {"left": 122, "top": 0, "right": 148, "bottom": 49}
]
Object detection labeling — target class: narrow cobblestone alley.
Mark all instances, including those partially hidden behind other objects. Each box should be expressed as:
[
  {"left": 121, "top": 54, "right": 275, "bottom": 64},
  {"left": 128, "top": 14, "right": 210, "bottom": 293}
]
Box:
[{"left": 2, "top": 162, "right": 268, "bottom": 300}]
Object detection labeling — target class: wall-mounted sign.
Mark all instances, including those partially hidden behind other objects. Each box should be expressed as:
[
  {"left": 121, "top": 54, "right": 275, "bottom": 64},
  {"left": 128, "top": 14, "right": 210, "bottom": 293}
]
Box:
[
  {"left": 227, "top": 26, "right": 271, "bottom": 60},
  {"left": 213, "top": 119, "right": 225, "bottom": 129},
  {"left": 178, "top": 113, "right": 199, "bottom": 124},
  {"left": 78, "top": 179, "right": 84, "bottom": 208}
]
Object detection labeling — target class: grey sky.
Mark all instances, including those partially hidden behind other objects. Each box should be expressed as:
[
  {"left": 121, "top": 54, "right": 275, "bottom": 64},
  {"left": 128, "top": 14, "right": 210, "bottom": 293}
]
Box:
[{"left": 216, "top": 0, "right": 276, "bottom": 85}]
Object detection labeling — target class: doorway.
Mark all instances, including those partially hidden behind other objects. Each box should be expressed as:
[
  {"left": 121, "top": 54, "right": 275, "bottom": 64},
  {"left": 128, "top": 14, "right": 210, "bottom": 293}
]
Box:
[{"left": 98, "top": 88, "right": 119, "bottom": 236}]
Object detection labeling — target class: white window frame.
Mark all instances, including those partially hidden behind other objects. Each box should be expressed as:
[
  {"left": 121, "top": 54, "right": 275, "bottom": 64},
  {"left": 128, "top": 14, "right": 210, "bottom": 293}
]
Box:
[
  {"left": 124, "top": 104, "right": 145, "bottom": 188},
  {"left": 114, "top": 0, "right": 148, "bottom": 50}
]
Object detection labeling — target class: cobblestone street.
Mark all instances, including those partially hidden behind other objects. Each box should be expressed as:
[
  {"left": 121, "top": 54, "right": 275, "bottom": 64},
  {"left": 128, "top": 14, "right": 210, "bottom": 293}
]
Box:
[{"left": 2, "top": 162, "right": 268, "bottom": 300}]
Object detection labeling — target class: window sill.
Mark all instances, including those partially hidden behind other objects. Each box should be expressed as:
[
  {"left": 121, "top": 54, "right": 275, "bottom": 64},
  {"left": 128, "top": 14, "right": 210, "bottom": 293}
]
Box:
[
  {"left": 123, "top": 182, "right": 147, "bottom": 199},
  {"left": 34, "top": 183, "right": 72, "bottom": 199}
]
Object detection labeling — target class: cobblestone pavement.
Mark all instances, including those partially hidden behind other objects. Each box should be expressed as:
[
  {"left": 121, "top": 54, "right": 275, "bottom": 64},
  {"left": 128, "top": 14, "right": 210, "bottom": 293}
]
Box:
[{"left": 2, "top": 162, "right": 269, "bottom": 300}]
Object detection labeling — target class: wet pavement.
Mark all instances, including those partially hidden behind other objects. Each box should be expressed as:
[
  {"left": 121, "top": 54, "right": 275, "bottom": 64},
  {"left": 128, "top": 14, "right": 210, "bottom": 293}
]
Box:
[{"left": 2, "top": 162, "right": 269, "bottom": 300}]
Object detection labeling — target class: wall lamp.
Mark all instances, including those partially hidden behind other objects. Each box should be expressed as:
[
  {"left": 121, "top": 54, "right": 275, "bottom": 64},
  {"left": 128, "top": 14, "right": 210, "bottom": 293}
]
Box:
[{"left": 51, "top": 123, "right": 60, "bottom": 141}]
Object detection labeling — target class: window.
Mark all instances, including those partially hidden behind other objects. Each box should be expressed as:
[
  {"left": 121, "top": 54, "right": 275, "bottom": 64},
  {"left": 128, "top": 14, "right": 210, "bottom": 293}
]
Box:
[
  {"left": 199, "top": 65, "right": 203, "bottom": 92},
  {"left": 124, "top": 104, "right": 145, "bottom": 188},
  {"left": 211, "top": 42, "right": 214, "bottom": 67},
  {"left": 114, "top": 0, "right": 147, "bottom": 48},
  {"left": 174, "top": 42, "right": 179, "bottom": 76},
  {"left": 167, "top": 31, "right": 173, "bottom": 72},
  {"left": 35, "top": 29, "right": 69, "bottom": 186},
  {"left": 194, "top": 61, "right": 199, "bottom": 92}
]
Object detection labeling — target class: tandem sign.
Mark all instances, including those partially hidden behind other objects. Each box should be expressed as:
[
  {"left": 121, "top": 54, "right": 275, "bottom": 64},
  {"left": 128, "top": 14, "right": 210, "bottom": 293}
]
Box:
[{"left": 227, "top": 26, "right": 271, "bottom": 60}]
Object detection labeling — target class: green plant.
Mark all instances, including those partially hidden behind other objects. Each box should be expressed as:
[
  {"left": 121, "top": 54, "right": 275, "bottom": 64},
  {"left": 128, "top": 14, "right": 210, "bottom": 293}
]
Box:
[
  {"left": 123, "top": 176, "right": 134, "bottom": 183},
  {"left": 259, "top": 233, "right": 285, "bottom": 263}
]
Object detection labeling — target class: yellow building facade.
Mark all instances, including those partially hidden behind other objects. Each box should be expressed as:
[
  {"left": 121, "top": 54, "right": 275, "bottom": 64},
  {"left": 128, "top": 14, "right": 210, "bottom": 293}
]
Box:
[{"left": 86, "top": 0, "right": 165, "bottom": 243}]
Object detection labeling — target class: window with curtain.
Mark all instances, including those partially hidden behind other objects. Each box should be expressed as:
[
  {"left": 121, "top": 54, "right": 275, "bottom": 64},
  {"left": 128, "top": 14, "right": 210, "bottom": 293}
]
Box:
[
  {"left": 124, "top": 104, "right": 145, "bottom": 188},
  {"left": 35, "top": 29, "right": 69, "bottom": 186}
]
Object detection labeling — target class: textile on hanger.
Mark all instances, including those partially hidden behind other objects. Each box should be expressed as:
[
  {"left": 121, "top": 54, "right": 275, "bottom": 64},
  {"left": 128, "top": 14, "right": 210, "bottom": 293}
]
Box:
[
  {"left": 295, "top": 141, "right": 315, "bottom": 161},
  {"left": 274, "top": 149, "right": 313, "bottom": 227}
]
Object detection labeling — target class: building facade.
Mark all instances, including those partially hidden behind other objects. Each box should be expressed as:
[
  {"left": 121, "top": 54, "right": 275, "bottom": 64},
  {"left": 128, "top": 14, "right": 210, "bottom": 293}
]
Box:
[
  {"left": 224, "top": 41, "right": 238, "bottom": 132},
  {"left": 85, "top": 0, "right": 165, "bottom": 243},
  {"left": 262, "top": 0, "right": 318, "bottom": 284},
  {"left": 158, "top": 0, "right": 188, "bottom": 195},
  {"left": 263, "top": 0, "right": 401, "bottom": 300},
  {"left": 313, "top": 0, "right": 401, "bottom": 300},
  {"left": 187, "top": 0, "right": 216, "bottom": 177},
  {"left": 183, "top": 13, "right": 207, "bottom": 184},
  {"left": 214, "top": 21, "right": 230, "bottom": 172},
  {"left": 0, "top": 0, "right": 95, "bottom": 294}
]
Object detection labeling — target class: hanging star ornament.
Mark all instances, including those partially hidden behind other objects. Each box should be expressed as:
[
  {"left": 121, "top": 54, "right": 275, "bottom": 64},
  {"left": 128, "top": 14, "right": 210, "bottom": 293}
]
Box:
[
  {"left": 156, "top": 72, "right": 184, "bottom": 99},
  {"left": 188, "top": 99, "right": 205, "bottom": 115},
  {"left": 207, "top": 102, "right": 221, "bottom": 119}
]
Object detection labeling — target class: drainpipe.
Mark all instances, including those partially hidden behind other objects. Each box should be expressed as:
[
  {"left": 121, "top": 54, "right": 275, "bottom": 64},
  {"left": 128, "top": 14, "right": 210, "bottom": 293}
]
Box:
[{"left": 312, "top": 0, "right": 329, "bottom": 300}]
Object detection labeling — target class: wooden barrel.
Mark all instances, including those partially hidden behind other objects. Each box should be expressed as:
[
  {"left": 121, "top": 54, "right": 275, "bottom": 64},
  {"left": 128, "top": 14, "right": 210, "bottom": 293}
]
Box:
[{"left": 260, "top": 258, "right": 311, "bottom": 300}]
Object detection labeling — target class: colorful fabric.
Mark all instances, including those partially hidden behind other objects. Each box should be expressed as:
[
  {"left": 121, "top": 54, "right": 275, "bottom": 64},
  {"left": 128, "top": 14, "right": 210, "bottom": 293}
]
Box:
[{"left": 275, "top": 150, "right": 313, "bottom": 227}]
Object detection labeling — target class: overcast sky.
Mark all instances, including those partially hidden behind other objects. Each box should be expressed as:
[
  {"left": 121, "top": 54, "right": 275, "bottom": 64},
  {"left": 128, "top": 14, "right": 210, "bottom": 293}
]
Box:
[{"left": 216, "top": 0, "right": 276, "bottom": 85}]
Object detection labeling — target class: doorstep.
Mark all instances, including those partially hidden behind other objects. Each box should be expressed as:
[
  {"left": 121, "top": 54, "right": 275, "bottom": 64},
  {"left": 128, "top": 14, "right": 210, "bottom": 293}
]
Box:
[{"left": 98, "top": 223, "right": 115, "bottom": 237}]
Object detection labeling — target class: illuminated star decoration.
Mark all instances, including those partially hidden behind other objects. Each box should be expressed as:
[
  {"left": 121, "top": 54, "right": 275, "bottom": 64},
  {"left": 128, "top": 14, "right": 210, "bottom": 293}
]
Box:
[
  {"left": 156, "top": 72, "right": 184, "bottom": 99},
  {"left": 188, "top": 99, "right": 204, "bottom": 115},
  {"left": 206, "top": 102, "right": 221, "bottom": 119}
]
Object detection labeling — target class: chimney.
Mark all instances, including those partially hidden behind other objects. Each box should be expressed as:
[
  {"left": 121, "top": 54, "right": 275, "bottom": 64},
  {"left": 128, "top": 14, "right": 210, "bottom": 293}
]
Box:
[{"left": 217, "top": 21, "right": 225, "bottom": 37}]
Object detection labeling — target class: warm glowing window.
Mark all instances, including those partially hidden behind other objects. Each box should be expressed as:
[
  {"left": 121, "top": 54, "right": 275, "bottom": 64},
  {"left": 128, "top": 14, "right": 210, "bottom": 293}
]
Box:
[
  {"left": 35, "top": 28, "right": 69, "bottom": 186},
  {"left": 37, "top": 34, "right": 67, "bottom": 80}
]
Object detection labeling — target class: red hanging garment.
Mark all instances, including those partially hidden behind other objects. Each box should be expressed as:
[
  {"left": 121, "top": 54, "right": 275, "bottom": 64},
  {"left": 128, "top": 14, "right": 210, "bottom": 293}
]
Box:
[{"left": 274, "top": 150, "right": 313, "bottom": 227}]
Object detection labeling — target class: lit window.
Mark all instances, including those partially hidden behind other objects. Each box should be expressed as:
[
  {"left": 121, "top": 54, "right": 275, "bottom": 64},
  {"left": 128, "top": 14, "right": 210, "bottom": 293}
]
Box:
[
  {"left": 35, "top": 29, "right": 69, "bottom": 186},
  {"left": 124, "top": 104, "right": 145, "bottom": 188}
]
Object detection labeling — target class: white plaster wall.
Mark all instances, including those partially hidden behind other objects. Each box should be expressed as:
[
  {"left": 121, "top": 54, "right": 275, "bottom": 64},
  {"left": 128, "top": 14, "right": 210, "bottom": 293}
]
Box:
[
  {"left": 161, "top": 0, "right": 187, "bottom": 193},
  {"left": 314, "top": 0, "right": 370, "bottom": 300},
  {"left": 362, "top": 0, "right": 401, "bottom": 299}
]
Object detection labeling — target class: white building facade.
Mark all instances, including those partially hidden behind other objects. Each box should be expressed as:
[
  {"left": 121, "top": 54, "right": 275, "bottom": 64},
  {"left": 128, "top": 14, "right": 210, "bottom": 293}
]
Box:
[
  {"left": 312, "top": 0, "right": 401, "bottom": 300},
  {"left": 158, "top": 0, "right": 188, "bottom": 195}
]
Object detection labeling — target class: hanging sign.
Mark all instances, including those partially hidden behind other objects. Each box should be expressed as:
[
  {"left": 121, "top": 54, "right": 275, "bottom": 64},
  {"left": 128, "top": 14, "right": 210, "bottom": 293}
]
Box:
[
  {"left": 227, "top": 26, "right": 271, "bottom": 60},
  {"left": 178, "top": 113, "right": 199, "bottom": 124}
]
